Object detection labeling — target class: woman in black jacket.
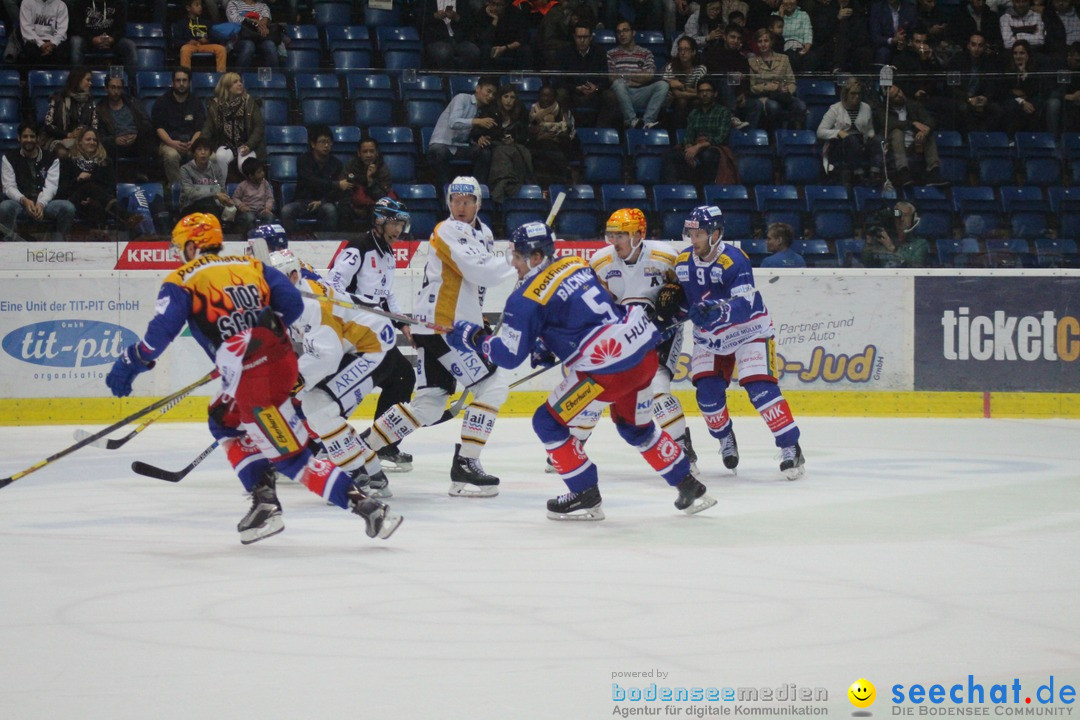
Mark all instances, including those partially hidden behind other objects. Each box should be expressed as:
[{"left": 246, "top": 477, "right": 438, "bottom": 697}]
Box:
[{"left": 61, "top": 127, "right": 140, "bottom": 230}]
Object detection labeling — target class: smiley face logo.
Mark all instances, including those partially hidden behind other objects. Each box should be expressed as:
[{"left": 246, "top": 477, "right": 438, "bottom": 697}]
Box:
[{"left": 848, "top": 678, "right": 876, "bottom": 709}]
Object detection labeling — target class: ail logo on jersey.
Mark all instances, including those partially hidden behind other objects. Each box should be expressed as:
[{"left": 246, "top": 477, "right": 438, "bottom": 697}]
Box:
[
  {"left": 588, "top": 337, "right": 624, "bottom": 365},
  {"left": 115, "top": 241, "right": 182, "bottom": 270}
]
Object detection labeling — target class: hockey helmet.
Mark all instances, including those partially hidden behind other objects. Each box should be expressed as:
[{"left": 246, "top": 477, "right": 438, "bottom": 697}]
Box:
[
  {"left": 511, "top": 221, "right": 556, "bottom": 259},
  {"left": 605, "top": 208, "right": 647, "bottom": 238},
  {"left": 683, "top": 205, "right": 725, "bottom": 250},
  {"left": 373, "top": 197, "right": 411, "bottom": 233},
  {"left": 247, "top": 223, "right": 289, "bottom": 252},
  {"left": 446, "top": 176, "right": 482, "bottom": 212},
  {"left": 268, "top": 249, "right": 301, "bottom": 282},
  {"left": 172, "top": 213, "right": 223, "bottom": 255}
]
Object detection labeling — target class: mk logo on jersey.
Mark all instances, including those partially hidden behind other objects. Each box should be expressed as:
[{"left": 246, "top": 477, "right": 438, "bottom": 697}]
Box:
[{"left": 588, "top": 338, "right": 624, "bottom": 365}]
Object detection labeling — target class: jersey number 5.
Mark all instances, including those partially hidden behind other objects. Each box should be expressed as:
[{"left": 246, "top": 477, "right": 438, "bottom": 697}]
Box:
[{"left": 583, "top": 286, "right": 619, "bottom": 323}]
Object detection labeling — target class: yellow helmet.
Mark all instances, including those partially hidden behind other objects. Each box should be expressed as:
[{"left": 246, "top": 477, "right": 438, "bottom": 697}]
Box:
[
  {"left": 605, "top": 208, "right": 647, "bottom": 238},
  {"left": 172, "top": 213, "right": 223, "bottom": 254}
]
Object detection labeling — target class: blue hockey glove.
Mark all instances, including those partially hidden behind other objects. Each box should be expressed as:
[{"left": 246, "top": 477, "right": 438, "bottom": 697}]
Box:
[
  {"left": 447, "top": 321, "right": 489, "bottom": 355},
  {"left": 105, "top": 344, "right": 155, "bottom": 398},
  {"left": 688, "top": 299, "right": 732, "bottom": 327},
  {"left": 530, "top": 347, "right": 557, "bottom": 368}
]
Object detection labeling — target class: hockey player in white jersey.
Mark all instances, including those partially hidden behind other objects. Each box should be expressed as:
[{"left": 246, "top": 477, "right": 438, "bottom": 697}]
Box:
[
  {"left": 268, "top": 249, "right": 400, "bottom": 497},
  {"left": 556, "top": 208, "right": 698, "bottom": 472},
  {"left": 357, "top": 177, "right": 517, "bottom": 497}
]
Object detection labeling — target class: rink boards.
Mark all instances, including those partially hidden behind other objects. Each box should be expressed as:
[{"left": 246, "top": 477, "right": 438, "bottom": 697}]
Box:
[{"left": 0, "top": 241, "right": 1076, "bottom": 424}]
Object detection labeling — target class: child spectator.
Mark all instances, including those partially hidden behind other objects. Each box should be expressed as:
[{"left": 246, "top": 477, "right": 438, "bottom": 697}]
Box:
[
  {"left": 173, "top": 0, "right": 227, "bottom": 72},
  {"left": 231, "top": 157, "right": 274, "bottom": 233}
]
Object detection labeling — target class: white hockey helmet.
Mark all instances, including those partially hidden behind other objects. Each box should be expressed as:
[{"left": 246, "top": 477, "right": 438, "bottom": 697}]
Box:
[
  {"left": 268, "top": 249, "right": 301, "bottom": 283},
  {"left": 446, "top": 176, "right": 482, "bottom": 212}
]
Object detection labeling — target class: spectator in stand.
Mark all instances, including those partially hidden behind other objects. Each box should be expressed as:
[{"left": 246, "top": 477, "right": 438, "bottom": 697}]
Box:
[
  {"left": 947, "top": 32, "right": 1005, "bottom": 132},
  {"left": 664, "top": 37, "right": 709, "bottom": 130},
  {"left": 473, "top": 0, "right": 534, "bottom": 70},
  {"left": 915, "top": 0, "right": 952, "bottom": 55},
  {"left": 748, "top": 0, "right": 782, "bottom": 30},
  {"left": 427, "top": 76, "right": 498, "bottom": 192},
  {"left": 68, "top": 0, "right": 136, "bottom": 84},
  {"left": 760, "top": 222, "right": 806, "bottom": 268},
  {"left": 672, "top": 0, "right": 725, "bottom": 56},
  {"left": 817, "top": 79, "right": 881, "bottom": 187},
  {"left": 675, "top": 79, "right": 732, "bottom": 188},
  {"left": 1000, "top": 0, "right": 1045, "bottom": 50},
  {"left": 178, "top": 136, "right": 234, "bottom": 218},
  {"left": 894, "top": 27, "right": 955, "bottom": 128},
  {"left": 341, "top": 137, "right": 394, "bottom": 231},
  {"left": 154, "top": 68, "right": 206, "bottom": 189},
  {"left": 539, "top": 0, "right": 590, "bottom": 69},
  {"left": 225, "top": 0, "right": 281, "bottom": 69},
  {"left": 528, "top": 84, "right": 577, "bottom": 186},
  {"left": 809, "top": 0, "right": 872, "bottom": 73},
  {"left": 952, "top": 0, "right": 1004, "bottom": 56},
  {"left": 1062, "top": 43, "right": 1080, "bottom": 132},
  {"left": 231, "top": 157, "right": 275, "bottom": 234},
  {"left": 748, "top": 26, "right": 806, "bottom": 129},
  {"left": 1044, "top": 0, "right": 1080, "bottom": 61},
  {"left": 861, "top": 201, "right": 929, "bottom": 268},
  {"left": 608, "top": 19, "right": 671, "bottom": 129},
  {"left": 97, "top": 75, "right": 154, "bottom": 163},
  {"left": 664, "top": 0, "right": 699, "bottom": 40},
  {"left": 472, "top": 84, "right": 532, "bottom": 203},
  {"left": 421, "top": 0, "right": 481, "bottom": 70},
  {"left": 556, "top": 23, "right": 613, "bottom": 126},
  {"left": 173, "top": 0, "right": 228, "bottom": 72},
  {"left": 870, "top": 0, "right": 918, "bottom": 65},
  {"left": 1000, "top": 39, "right": 1061, "bottom": 133},
  {"left": 704, "top": 25, "right": 759, "bottom": 128},
  {"left": 201, "top": 72, "right": 265, "bottom": 181},
  {"left": 0, "top": 122, "right": 75, "bottom": 241},
  {"left": 19, "top": 0, "right": 70, "bottom": 65},
  {"left": 280, "top": 124, "right": 350, "bottom": 232},
  {"left": 60, "top": 126, "right": 141, "bottom": 231},
  {"left": 874, "top": 84, "right": 945, "bottom": 188},
  {"left": 42, "top": 67, "right": 98, "bottom": 159},
  {"left": 773, "top": 0, "right": 814, "bottom": 71}
]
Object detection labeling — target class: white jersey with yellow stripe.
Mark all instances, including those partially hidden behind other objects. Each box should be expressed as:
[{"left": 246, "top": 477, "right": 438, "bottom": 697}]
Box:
[
  {"left": 412, "top": 218, "right": 515, "bottom": 334},
  {"left": 288, "top": 278, "right": 397, "bottom": 385},
  {"left": 589, "top": 240, "right": 678, "bottom": 310}
]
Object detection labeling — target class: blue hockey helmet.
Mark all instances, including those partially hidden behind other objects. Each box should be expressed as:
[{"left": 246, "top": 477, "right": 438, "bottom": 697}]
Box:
[
  {"left": 683, "top": 205, "right": 724, "bottom": 241},
  {"left": 511, "top": 221, "right": 556, "bottom": 259},
  {"left": 373, "top": 197, "right": 411, "bottom": 233},
  {"left": 247, "top": 223, "right": 289, "bottom": 252}
]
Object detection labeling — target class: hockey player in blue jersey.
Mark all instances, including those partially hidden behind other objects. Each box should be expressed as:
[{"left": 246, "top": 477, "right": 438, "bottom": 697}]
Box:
[
  {"left": 660, "top": 205, "right": 806, "bottom": 479},
  {"left": 447, "top": 222, "right": 717, "bottom": 520}
]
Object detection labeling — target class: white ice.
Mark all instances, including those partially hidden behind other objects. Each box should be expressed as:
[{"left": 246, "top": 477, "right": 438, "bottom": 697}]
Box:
[{"left": 1, "top": 416, "right": 1078, "bottom": 720}]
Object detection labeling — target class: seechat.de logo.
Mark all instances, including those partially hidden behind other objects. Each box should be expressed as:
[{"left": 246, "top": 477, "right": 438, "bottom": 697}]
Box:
[{"left": 2, "top": 320, "right": 138, "bottom": 368}]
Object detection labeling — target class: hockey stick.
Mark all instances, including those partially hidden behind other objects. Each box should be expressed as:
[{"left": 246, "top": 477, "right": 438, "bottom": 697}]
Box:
[
  {"left": 72, "top": 392, "right": 190, "bottom": 450},
  {"left": 299, "top": 289, "right": 453, "bottom": 334},
  {"left": 0, "top": 370, "right": 219, "bottom": 491},
  {"left": 131, "top": 440, "right": 220, "bottom": 482}
]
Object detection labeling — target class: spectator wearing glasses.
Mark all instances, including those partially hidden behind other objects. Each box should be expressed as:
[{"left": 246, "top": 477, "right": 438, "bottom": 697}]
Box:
[
  {"left": 556, "top": 23, "right": 614, "bottom": 126},
  {"left": 607, "top": 19, "right": 671, "bottom": 129},
  {"left": 280, "top": 125, "right": 351, "bottom": 232}
]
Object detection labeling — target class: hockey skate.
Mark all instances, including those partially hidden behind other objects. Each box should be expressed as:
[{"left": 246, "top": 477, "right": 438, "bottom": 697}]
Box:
[
  {"left": 376, "top": 445, "right": 413, "bottom": 473},
  {"left": 546, "top": 485, "right": 605, "bottom": 521},
  {"left": 779, "top": 443, "right": 805, "bottom": 480},
  {"left": 678, "top": 428, "right": 700, "bottom": 477},
  {"left": 351, "top": 468, "right": 392, "bottom": 499},
  {"left": 347, "top": 485, "right": 403, "bottom": 539},
  {"left": 238, "top": 469, "right": 284, "bottom": 544},
  {"left": 674, "top": 475, "right": 717, "bottom": 515},
  {"left": 449, "top": 443, "right": 500, "bottom": 497},
  {"left": 719, "top": 430, "right": 739, "bottom": 474}
]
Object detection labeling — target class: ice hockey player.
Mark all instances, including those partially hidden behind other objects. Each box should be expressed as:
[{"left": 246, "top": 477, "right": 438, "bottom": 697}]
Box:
[
  {"left": 104, "top": 213, "right": 402, "bottom": 544},
  {"left": 662, "top": 205, "right": 805, "bottom": 479},
  {"left": 561, "top": 208, "right": 698, "bottom": 472},
  {"left": 357, "top": 177, "right": 517, "bottom": 497},
  {"left": 447, "top": 221, "right": 717, "bottom": 520},
  {"left": 269, "top": 248, "right": 401, "bottom": 499},
  {"left": 323, "top": 197, "right": 416, "bottom": 472}
]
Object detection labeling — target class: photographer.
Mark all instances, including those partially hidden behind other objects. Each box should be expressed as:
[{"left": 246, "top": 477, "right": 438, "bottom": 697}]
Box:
[
  {"left": 861, "top": 201, "right": 929, "bottom": 268},
  {"left": 342, "top": 137, "right": 394, "bottom": 232}
]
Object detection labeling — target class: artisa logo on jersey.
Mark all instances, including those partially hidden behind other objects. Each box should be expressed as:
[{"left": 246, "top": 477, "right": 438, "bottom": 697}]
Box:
[{"left": 2, "top": 320, "right": 139, "bottom": 370}]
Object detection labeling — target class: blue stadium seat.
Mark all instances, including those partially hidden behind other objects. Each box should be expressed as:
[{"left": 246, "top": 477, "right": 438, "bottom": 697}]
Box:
[
  {"left": 28, "top": 70, "right": 68, "bottom": 98},
  {"left": 580, "top": 128, "right": 624, "bottom": 184},
  {"left": 323, "top": 25, "right": 372, "bottom": 51},
  {"left": 293, "top": 73, "right": 342, "bottom": 100},
  {"left": 937, "top": 238, "right": 982, "bottom": 267},
  {"left": 135, "top": 47, "right": 164, "bottom": 69},
  {"left": 368, "top": 126, "right": 416, "bottom": 154},
  {"left": 364, "top": 1, "right": 402, "bottom": 27},
  {"left": 0, "top": 97, "right": 20, "bottom": 123},
  {"left": 243, "top": 71, "right": 289, "bottom": 100},
  {"left": 332, "top": 49, "right": 374, "bottom": 71},
  {"left": 399, "top": 74, "right": 447, "bottom": 102},
  {"left": 268, "top": 155, "right": 298, "bottom": 182},
  {"left": 1022, "top": 157, "right": 1062, "bottom": 186},
  {"left": 501, "top": 75, "right": 542, "bottom": 105},
  {"left": 738, "top": 238, "right": 768, "bottom": 265},
  {"left": 853, "top": 186, "right": 889, "bottom": 213},
  {"left": 653, "top": 185, "right": 700, "bottom": 239},
  {"left": 600, "top": 184, "right": 649, "bottom": 217},
  {"left": 933, "top": 130, "right": 969, "bottom": 183},
  {"left": 503, "top": 185, "right": 549, "bottom": 231},
  {"left": 1001, "top": 187, "right": 1049, "bottom": 238},
  {"left": 704, "top": 184, "right": 753, "bottom": 211},
  {"left": 952, "top": 186, "right": 1001, "bottom": 236},
  {"left": 594, "top": 29, "right": 616, "bottom": 46},
  {"left": 917, "top": 211, "right": 954, "bottom": 240},
  {"left": 383, "top": 49, "right": 422, "bottom": 71},
  {"left": 728, "top": 129, "right": 771, "bottom": 156},
  {"left": 977, "top": 157, "right": 1016, "bottom": 186},
  {"left": 382, "top": 153, "right": 416, "bottom": 181},
  {"left": 578, "top": 127, "right": 622, "bottom": 154},
  {"left": 403, "top": 99, "right": 443, "bottom": 128},
  {"left": 835, "top": 238, "right": 864, "bottom": 266},
  {"left": 286, "top": 25, "right": 321, "bottom": 52},
  {"left": 354, "top": 98, "right": 395, "bottom": 127},
  {"left": 284, "top": 49, "right": 322, "bottom": 73},
  {"left": 549, "top": 184, "right": 598, "bottom": 238},
  {"left": 315, "top": 2, "right": 353, "bottom": 25},
  {"left": 755, "top": 185, "right": 801, "bottom": 212},
  {"left": 796, "top": 78, "right": 838, "bottom": 104},
  {"left": 136, "top": 70, "right": 170, "bottom": 98},
  {"left": 968, "top": 131, "right": 1012, "bottom": 158},
  {"left": 783, "top": 156, "right": 821, "bottom": 184},
  {"left": 793, "top": 239, "right": 834, "bottom": 266},
  {"left": 906, "top": 185, "right": 950, "bottom": 211},
  {"left": 764, "top": 211, "right": 802, "bottom": 237},
  {"left": 331, "top": 125, "right": 361, "bottom": 146},
  {"left": 346, "top": 73, "right": 394, "bottom": 99},
  {"left": 0, "top": 123, "right": 18, "bottom": 149},
  {"left": 448, "top": 76, "right": 479, "bottom": 96},
  {"left": 265, "top": 125, "right": 308, "bottom": 155},
  {"left": 261, "top": 98, "right": 289, "bottom": 125},
  {"left": 812, "top": 211, "right": 853, "bottom": 240},
  {"left": 302, "top": 98, "right": 342, "bottom": 125},
  {"left": 1015, "top": 132, "right": 1058, "bottom": 159},
  {"left": 392, "top": 183, "right": 439, "bottom": 238},
  {"left": 625, "top": 128, "right": 670, "bottom": 156},
  {"left": 737, "top": 156, "right": 774, "bottom": 185},
  {"left": 723, "top": 211, "right": 754, "bottom": 239},
  {"left": 126, "top": 22, "right": 164, "bottom": 38},
  {"left": 191, "top": 71, "right": 221, "bottom": 95},
  {"left": 775, "top": 129, "right": 817, "bottom": 156},
  {"left": 804, "top": 185, "right": 849, "bottom": 212},
  {"left": 0, "top": 69, "right": 20, "bottom": 96},
  {"left": 1034, "top": 238, "right": 1080, "bottom": 268}
]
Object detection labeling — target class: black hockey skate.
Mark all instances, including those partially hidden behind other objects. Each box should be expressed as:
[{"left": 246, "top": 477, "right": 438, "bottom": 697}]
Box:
[
  {"left": 719, "top": 430, "right": 740, "bottom": 473},
  {"left": 376, "top": 445, "right": 413, "bottom": 473},
  {"left": 779, "top": 443, "right": 805, "bottom": 480},
  {"left": 347, "top": 485, "right": 403, "bottom": 539},
  {"left": 449, "top": 443, "right": 500, "bottom": 497},
  {"left": 350, "top": 468, "right": 392, "bottom": 499},
  {"left": 674, "top": 475, "right": 717, "bottom": 515},
  {"left": 546, "top": 485, "right": 604, "bottom": 521},
  {"left": 677, "top": 428, "right": 700, "bottom": 477},
  {"left": 238, "top": 468, "right": 284, "bottom": 544}
]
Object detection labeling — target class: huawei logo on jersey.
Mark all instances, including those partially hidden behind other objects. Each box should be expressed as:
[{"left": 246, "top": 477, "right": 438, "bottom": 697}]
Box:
[{"left": 589, "top": 338, "right": 623, "bottom": 365}]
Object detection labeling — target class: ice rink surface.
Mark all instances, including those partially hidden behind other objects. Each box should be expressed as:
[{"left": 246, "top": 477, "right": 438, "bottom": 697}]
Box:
[{"left": 1, "top": 415, "right": 1078, "bottom": 720}]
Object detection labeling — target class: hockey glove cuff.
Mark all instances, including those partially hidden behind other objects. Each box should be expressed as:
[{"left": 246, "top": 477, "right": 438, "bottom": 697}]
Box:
[
  {"left": 688, "top": 299, "right": 732, "bottom": 327},
  {"left": 106, "top": 343, "right": 156, "bottom": 398},
  {"left": 447, "top": 321, "right": 489, "bottom": 356}
]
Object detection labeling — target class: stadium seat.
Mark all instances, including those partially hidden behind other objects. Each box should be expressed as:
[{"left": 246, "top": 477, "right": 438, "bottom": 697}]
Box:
[
  {"left": 835, "top": 238, "right": 864, "bottom": 266},
  {"left": 346, "top": 73, "right": 394, "bottom": 100},
  {"left": 284, "top": 49, "right": 323, "bottom": 73},
  {"left": 600, "top": 184, "right": 649, "bottom": 219},
  {"left": 968, "top": 131, "right": 1012, "bottom": 158},
  {"left": 503, "top": 185, "right": 549, "bottom": 230},
  {"left": 393, "top": 183, "right": 439, "bottom": 238},
  {"left": 403, "top": 99, "right": 444, "bottom": 128},
  {"left": 937, "top": 238, "right": 981, "bottom": 267},
  {"left": 796, "top": 78, "right": 838, "bottom": 104},
  {"left": 782, "top": 156, "right": 821, "bottom": 184},
  {"left": 399, "top": 74, "right": 447, "bottom": 102},
  {"left": 191, "top": 71, "right": 220, "bottom": 95},
  {"left": 126, "top": 22, "right": 164, "bottom": 39},
  {"left": 549, "top": 184, "right": 599, "bottom": 238},
  {"left": 755, "top": 185, "right": 801, "bottom": 213},
  {"left": 382, "top": 153, "right": 416, "bottom": 181},
  {"left": 261, "top": 98, "right": 289, "bottom": 125},
  {"left": 448, "top": 76, "right": 479, "bottom": 96},
  {"left": 383, "top": 49, "right": 422, "bottom": 71},
  {"left": 0, "top": 97, "right": 19, "bottom": 123},
  {"left": 315, "top": 2, "right": 353, "bottom": 25},
  {"left": 354, "top": 98, "right": 395, "bottom": 127},
  {"left": 28, "top": 70, "right": 68, "bottom": 99},
  {"left": 501, "top": 75, "right": 543, "bottom": 105},
  {"left": 579, "top": 128, "right": 624, "bottom": 184},
  {"left": 737, "top": 156, "right": 774, "bottom": 185},
  {"left": 243, "top": 71, "right": 289, "bottom": 100},
  {"left": 301, "top": 98, "right": 342, "bottom": 125},
  {"left": 266, "top": 126, "right": 308, "bottom": 155},
  {"left": 704, "top": 184, "right": 753, "bottom": 211},
  {"left": 793, "top": 239, "right": 834, "bottom": 266},
  {"left": 953, "top": 185, "right": 1002, "bottom": 236},
  {"left": 332, "top": 49, "right": 374, "bottom": 71},
  {"left": 0, "top": 123, "right": 18, "bottom": 150},
  {"left": 135, "top": 70, "right": 170, "bottom": 98},
  {"left": 286, "top": 25, "right": 321, "bottom": 52},
  {"left": 1022, "top": 157, "right": 1062, "bottom": 186},
  {"left": 331, "top": 126, "right": 361, "bottom": 146},
  {"left": 916, "top": 211, "right": 954, "bottom": 240},
  {"left": 294, "top": 73, "right": 342, "bottom": 100},
  {"left": 737, "top": 238, "right": 768, "bottom": 265},
  {"left": 812, "top": 211, "right": 853, "bottom": 240},
  {"left": 135, "top": 47, "right": 164, "bottom": 69},
  {"left": 775, "top": 129, "right": 818, "bottom": 157},
  {"left": 368, "top": 126, "right": 416, "bottom": 154},
  {"left": 1034, "top": 238, "right": 1080, "bottom": 268},
  {"left": 268, "top": 154, "right": 298, "bottom": 182},
  {"left": 625, "top": 128, "right": 669, "bottom": 186},
  {"left": 728, "top": 129, "right": 771, "bottom": 156},
  {"left": 653, "top": 185, "right": 700, "bottom": 239},
  {"left": 323, "top": 25, "right": 372, "bottom": 52},
  {"left": 933, "top": 130, "right": 969, "bottom": 184},
  {"left": 906, "top": 185, "right": 950, "bottom": 212},
  {"left": 804, "top": 185, "right": 849, "bottom": 212},
  {"left": 377, "top": 26, "right": 422, "bottom": 52},
  {"left": 853, "top": 186, "right": 889, "bottom": 213},
  {"left": 594, "top": 29, "right": 616, "bottom": 46},
  {"left": 0, "top": 69, "right": 21, "bottom": 97},
  {"left": 977, "top": 158, "right": 1016, "bottom": 186}
]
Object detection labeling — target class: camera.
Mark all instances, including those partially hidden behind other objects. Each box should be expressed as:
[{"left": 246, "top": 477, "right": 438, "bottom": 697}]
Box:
[{"left": 865, "top": 206, "right": 894, "bottom": 238}]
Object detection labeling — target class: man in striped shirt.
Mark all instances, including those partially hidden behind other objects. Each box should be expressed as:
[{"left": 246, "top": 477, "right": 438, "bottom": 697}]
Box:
[{"left": 607, "top": 19, "right": 670, "bottom": 129}]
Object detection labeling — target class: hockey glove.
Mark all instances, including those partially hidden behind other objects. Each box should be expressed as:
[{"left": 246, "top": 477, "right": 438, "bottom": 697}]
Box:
[
  {"left": 530, "top": 339, "right": 557, "bottom": 368},
  {"left": 654, "top": 283, "right": 687, "bottom": 327},
  {"left": 688, "top": 299, "right": 732, "bottom": 327},
  {"left": 447, "top": 321, "right": 489, "bottom": 355},
  {"left": 106, "top": 343, "right": 156, "bottom": 398}
]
